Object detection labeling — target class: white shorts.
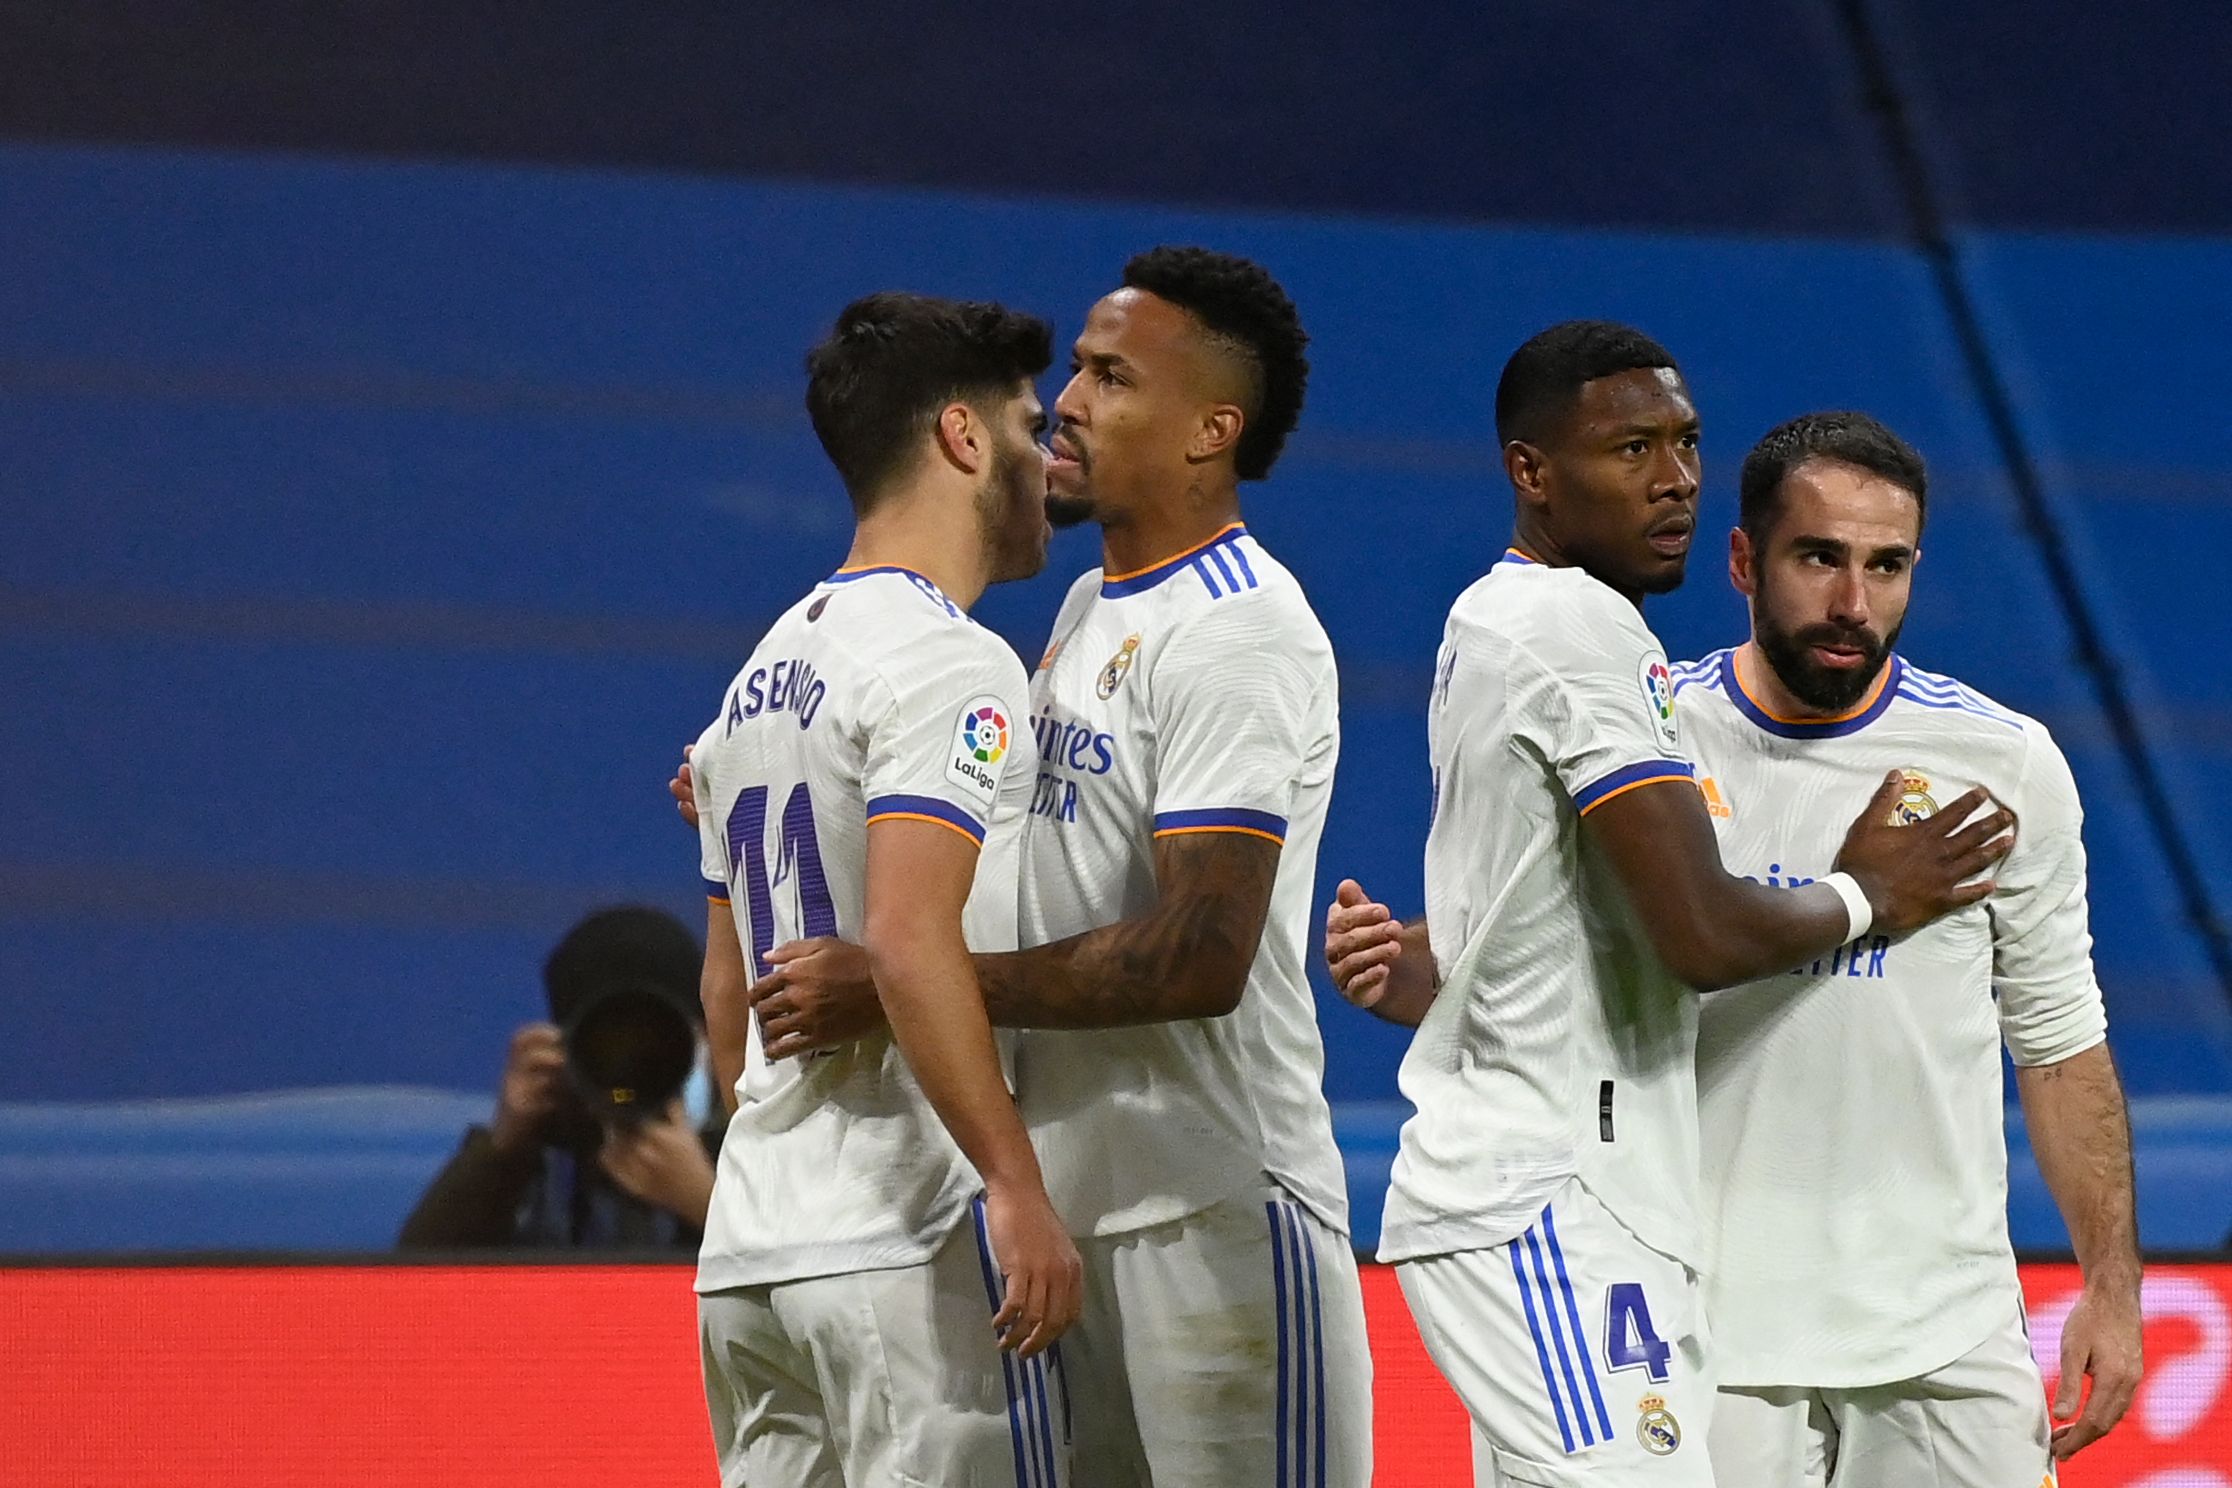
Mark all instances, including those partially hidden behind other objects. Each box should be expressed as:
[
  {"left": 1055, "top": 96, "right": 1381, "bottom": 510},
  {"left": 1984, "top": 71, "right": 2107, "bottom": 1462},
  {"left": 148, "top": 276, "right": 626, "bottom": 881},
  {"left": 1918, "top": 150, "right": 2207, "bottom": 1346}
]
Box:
[
  {"left": 1396, "top": 1177, "right": 1716, "bottom": 1487},
  {"left": 697, "top": 1198, "right": 1069, "bottom": 1488},
  {"left": 1063, "top": 1181, "right": 1373, "bottom": 1488},
  {"left": 1709, "top": 1306, "right": 2054, "bottom": 1488}
]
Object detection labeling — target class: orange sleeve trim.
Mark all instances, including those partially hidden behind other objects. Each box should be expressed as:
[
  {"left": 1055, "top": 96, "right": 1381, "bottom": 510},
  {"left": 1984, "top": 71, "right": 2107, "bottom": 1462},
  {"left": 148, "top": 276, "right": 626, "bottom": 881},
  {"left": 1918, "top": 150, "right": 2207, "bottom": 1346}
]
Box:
[
  {"left": 1151, "top": 824, "right": 1288, "bottom": 845},
  {"left": 866, "top": 811, "right": 986, "bottom": 847},
  {"left": 1574, "top": 774, "right": 1694, "bottom": 817}
]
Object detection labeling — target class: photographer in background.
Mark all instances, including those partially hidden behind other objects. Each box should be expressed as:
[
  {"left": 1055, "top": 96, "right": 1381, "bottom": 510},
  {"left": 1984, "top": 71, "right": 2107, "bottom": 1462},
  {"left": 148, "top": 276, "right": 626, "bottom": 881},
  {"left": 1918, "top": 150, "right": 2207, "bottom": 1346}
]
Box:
[{"left": 399, "top": 906, "right": 722, "bottom": 1249}]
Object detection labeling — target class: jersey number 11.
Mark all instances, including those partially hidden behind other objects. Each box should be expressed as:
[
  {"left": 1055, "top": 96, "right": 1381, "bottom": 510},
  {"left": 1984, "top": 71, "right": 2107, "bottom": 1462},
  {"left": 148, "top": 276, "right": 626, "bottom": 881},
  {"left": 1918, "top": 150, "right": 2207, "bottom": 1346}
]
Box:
[{"left": 725, "top": 783, "right": 837, "bottom": 977}]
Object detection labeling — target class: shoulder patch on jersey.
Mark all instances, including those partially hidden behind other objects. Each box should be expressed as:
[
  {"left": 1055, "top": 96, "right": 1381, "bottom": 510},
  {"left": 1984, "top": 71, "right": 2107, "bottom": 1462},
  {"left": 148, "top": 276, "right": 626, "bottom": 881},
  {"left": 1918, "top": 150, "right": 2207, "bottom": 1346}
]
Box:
[
  {"left": 1096, "top": 632, "right": 1143, "bottom": 699},
  {"left": 946, "top": 696, "right": 1012, "bottom": 800},
  {"left": 1638, "top": 654, "right": 1680, "bottom": 749}
]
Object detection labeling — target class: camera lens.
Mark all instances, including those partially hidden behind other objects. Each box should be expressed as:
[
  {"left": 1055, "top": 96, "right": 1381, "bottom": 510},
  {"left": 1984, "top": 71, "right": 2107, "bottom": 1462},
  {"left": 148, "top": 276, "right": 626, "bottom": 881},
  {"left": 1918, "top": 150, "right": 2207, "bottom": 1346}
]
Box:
[{"left": 562, "top": 984, "right": 697, "bottom": 1124}]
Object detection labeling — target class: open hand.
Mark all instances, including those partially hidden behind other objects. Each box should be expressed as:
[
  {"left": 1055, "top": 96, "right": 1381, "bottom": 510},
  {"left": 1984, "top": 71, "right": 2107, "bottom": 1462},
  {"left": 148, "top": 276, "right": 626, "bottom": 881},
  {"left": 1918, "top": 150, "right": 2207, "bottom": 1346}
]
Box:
[
  {"left": 752, "top": 937, "right": 885, "bottom": 1059},
  {"left": 1833, "top": 771, "right": 2015, "bottom": 935}
]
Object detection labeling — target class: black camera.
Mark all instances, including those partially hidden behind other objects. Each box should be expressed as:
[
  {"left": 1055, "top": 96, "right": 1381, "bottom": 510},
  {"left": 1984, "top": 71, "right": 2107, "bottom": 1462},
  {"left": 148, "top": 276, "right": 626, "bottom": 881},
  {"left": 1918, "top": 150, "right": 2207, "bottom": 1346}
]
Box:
[{"left": 561, "top": 982, "right": 698, "bottom": 1127}]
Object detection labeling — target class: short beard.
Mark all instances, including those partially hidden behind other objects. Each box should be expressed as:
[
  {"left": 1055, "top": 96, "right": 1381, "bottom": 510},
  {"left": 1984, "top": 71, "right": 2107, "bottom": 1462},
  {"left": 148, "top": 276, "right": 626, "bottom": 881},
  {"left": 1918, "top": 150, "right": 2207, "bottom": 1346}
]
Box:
[
  {"left": 1636, "top": 558, "right": 1689, "bottom": 596},
  {"left": 1044, "top": 491, "right": 1096, "bottom": 529},
  {"left": 1754, "top": 599, "right": 1899, "bottom": 712},
  {"left": 978, "top": 440, "right": 1047, "bottom": 579}
]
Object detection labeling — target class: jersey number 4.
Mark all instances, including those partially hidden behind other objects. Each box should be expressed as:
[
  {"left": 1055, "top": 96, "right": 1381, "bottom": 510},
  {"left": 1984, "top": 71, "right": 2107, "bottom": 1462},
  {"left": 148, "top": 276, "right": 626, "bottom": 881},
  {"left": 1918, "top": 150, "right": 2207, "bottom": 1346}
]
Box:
[
  {"left": 1604, "top": 1283, "right": 1673, "bottom": 1382},
  {"left": 725, "top": 783, "right": 837, "bottom": 977}
]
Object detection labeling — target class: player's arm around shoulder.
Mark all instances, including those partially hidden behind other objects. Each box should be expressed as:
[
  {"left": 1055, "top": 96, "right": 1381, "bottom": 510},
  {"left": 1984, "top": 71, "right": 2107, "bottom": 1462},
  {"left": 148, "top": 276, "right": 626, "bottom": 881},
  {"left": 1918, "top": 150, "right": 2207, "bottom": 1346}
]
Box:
[{"left": 1530, "top": 620, "right": 2014, "bottom": 989}]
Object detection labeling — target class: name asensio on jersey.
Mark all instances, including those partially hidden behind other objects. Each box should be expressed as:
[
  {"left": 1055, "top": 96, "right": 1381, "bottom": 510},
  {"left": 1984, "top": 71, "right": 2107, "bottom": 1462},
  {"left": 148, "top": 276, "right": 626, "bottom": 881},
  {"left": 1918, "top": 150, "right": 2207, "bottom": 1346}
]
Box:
[{"left": 726, "top": 657, "right": 827, "bottom": 734}]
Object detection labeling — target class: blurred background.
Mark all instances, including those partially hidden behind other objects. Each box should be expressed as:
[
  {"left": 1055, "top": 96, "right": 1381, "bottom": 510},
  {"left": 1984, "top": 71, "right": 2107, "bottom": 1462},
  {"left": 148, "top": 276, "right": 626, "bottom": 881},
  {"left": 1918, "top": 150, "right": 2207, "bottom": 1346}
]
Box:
[{"left": 2, "top": 2, "right": 2230, "bottom": 1480}]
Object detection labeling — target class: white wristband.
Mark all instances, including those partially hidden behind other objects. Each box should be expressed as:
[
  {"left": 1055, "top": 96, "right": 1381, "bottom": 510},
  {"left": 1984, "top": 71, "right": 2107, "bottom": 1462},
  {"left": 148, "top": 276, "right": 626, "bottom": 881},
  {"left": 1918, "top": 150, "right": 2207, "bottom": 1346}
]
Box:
[{"left": 1821, "top": 871, "right": 1874, "bottom": 942}]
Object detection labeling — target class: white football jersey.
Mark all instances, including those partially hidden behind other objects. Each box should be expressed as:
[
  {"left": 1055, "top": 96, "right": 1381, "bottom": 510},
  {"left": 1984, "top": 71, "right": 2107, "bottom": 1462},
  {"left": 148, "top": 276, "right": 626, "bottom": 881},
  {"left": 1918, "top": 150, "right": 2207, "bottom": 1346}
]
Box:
[
  {"left": 1676, "top": 646, "right": 2108, "bottom": 1387},
  {"left": 1380, "top": 551, "right": 1703, "bottom": 1269},
  {"left": 1013, "top": 523, "right": 1351, "bottom": 1238},
  {"left": 690, "top": 565, "right": 1034, "bottom": 1293}
]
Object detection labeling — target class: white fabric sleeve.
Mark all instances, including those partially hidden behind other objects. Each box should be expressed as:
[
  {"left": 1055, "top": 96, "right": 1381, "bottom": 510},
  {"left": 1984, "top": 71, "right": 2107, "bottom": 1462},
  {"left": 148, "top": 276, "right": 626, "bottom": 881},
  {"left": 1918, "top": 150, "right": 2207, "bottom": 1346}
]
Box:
[
  {"left": 1992, "top": 724, "right": 2110, "bottom": 1067},
  {"left": 860, "top": 626, "right": 1031, "bottom": 847},
  {"left": 1148, "top": 595, "right": 1328, "bottom": 845},
  {"left": 692, "top": 719, "right": 730, "bottom": 901},
  {"left": 1510, "top": 587, "right": 1693, "bottom": 815}
]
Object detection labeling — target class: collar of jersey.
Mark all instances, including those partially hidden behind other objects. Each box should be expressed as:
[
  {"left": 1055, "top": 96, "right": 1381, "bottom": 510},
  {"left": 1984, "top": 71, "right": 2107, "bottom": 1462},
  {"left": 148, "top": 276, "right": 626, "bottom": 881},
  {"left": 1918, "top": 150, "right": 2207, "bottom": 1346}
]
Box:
[
  {"left": 825, "top": 563, "right": 944, "bottom": 595},
  {"left": 1498, "top": 546, "right": 1542, "bottom": 566},
  {"left": 1100, "top": 522, "right": 1248, "bottom": 598},
  {"left": 1724, "top": 649, "right": 1903, "bottom": 739}
]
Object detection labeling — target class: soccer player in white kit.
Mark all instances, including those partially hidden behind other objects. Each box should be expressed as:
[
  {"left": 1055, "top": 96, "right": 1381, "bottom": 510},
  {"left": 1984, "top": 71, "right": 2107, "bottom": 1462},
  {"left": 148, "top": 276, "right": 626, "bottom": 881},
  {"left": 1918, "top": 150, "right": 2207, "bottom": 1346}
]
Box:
[
  {"left": 736, "top": 249, "right": 1373, "bottom": 1485},
  {"left": 1319, "top": 324, "right": 2013, "bottom": 1488},
  {"left": 1679, "top": 411, "right": 2139, "bottom": 1484},
  {"left": 690, "top": 293, "right": 1082, "bottom": 1488},
  {"left": 1328, "top": 404, "right": 2143, "bottom": 1485}
]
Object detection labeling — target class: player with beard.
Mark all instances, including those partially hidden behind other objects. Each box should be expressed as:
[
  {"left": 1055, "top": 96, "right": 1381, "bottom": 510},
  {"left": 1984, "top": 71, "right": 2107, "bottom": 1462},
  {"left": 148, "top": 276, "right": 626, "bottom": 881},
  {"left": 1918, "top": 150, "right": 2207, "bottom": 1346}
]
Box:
[
  {"left": 1323, "top": 326, "right": 2013, "bottom": 1488},
  {"left": 1328, "top": 409, "right": 2140, "bottom": 1484},
  {"left": 706, "top": 248, "right": 1371, "bottom": 1485},
  {"left": 690, "top": 293, "right": 1081, "bottom": 1488}
]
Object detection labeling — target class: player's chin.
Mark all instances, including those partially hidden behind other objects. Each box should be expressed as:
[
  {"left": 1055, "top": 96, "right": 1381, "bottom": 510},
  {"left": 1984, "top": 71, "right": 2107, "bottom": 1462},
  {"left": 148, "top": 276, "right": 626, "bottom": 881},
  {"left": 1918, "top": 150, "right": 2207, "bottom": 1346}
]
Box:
[
  {"left": 1635, "top": 551, "right": 1691, "bottom": 595},
  {"left": 1044, "top": 492, "right": 1095, "bottom": 531},
  {"left": 992, "top": 529, "right": 1052, "bottom": 583}
]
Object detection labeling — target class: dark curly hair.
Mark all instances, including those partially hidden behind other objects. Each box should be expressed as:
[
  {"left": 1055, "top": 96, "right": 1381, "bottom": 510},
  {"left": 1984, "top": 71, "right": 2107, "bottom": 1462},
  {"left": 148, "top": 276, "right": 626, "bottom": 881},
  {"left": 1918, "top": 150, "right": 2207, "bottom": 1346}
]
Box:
[
  {"left": 1494, "top": 320, "right": 1680, "bottom": 447},
  {"left": 805, "top": 291, "right": 1052, "bottom": 510},
  {"left": 1739, "top": 411, "right": 1928, "bottom": 543},
  {"left": 1121, "top": 246, "right": 1310, "bottom": 481}
]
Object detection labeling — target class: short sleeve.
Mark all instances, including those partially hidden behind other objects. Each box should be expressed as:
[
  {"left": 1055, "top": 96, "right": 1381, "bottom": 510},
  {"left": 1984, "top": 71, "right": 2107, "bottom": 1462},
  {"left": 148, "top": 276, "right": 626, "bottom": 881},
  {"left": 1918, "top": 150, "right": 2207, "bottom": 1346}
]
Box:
[
  {"left": 1512, "top": 586, "right": 1693, "bottom": 815},
  {"left": 861, "top": 627, "right": 1031, "bottom": 848},
  {"left": 1991, "top": 727, "right": 2109, "bottom": 1067},
  {"left": 693, "top": 720, "right": 730, "bottom": 902},
  {"left": 1148, "top": 596, "right": 1329, "bottom": 846}
]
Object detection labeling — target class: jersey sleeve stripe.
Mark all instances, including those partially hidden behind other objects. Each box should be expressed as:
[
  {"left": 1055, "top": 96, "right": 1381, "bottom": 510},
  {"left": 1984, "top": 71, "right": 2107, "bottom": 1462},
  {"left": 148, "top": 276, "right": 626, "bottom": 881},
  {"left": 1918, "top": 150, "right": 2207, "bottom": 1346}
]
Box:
[
  {"left": 1571, "top": 759, "right": 1695, "bottom": 816},
  {"left": 703, "top": 878, "right": 731, "bottom": 905},
  {"left": 1152, "top": 806, "right": 1289, "bottom": 843},
  {"left": 864, "top": 793, "right": 987, "bottom": 844}
]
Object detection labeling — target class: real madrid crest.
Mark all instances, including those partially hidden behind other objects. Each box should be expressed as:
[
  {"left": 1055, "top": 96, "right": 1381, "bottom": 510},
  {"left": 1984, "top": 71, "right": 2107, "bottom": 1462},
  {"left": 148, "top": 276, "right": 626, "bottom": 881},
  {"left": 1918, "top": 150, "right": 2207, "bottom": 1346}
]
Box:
[
  {"left": 1097, "top": 632, "right": 1142, "bottom": 699},
  {"left": 1636, "top": 1393, "right": 1681, "bottom": 1456},
  {"left": 1888, "top": 768, "right": 1938, "bottom": 825}
]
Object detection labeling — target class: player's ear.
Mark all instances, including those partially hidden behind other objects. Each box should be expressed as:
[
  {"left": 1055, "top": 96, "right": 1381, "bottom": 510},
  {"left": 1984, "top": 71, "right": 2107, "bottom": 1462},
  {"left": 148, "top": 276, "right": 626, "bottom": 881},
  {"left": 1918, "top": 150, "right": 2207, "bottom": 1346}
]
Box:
[
  {"left": 1504, "top": 440, "right": 1549, "bottom": 506},
  {"left": 933, "top": 402, "right": 987, "bottom": 476},
  {"left": 1729, "top": 526, "right": 1757, "bottom": 598},
  {"left": 1189, "top": 402, "right": 1245, "bottom": 465}
]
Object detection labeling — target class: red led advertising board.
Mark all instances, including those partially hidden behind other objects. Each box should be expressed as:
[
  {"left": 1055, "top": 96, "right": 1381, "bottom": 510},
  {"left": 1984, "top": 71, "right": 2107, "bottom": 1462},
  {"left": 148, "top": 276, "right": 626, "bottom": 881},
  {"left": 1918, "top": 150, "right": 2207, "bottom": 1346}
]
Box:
[{"left": 1, "top": 1263, "right": 2224, "bottom": 1484}]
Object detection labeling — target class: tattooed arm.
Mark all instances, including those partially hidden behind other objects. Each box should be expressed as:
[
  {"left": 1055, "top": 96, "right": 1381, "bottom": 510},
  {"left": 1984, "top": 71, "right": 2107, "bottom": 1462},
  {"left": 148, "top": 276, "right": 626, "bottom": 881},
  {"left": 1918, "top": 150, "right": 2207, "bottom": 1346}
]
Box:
[{"left": 974, "top": 829, "right": 1280, "bottom": 1028}]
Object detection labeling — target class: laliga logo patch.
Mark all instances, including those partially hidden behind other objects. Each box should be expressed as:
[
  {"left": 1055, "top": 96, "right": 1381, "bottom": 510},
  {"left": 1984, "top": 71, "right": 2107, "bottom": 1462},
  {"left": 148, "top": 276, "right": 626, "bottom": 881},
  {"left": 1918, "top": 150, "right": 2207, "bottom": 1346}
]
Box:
[
  {"left": 1637, "top": 655, "right": 1679, "bottom": 748},
  {"left": 1636, "top": 1394, "right": 1681, "bottom": 1456},
  {"left": 1097, "top": 633, "right": 1142, "bottom": 699},
  {"left": 1889, "top": 768, "right": 1938, "bottom": 825},
  {"left": 962, "top": 706, "right": 1009, "bottom": 764},
  {"left": 946, "top": 697, "right": 1011, "bottom": 797}
]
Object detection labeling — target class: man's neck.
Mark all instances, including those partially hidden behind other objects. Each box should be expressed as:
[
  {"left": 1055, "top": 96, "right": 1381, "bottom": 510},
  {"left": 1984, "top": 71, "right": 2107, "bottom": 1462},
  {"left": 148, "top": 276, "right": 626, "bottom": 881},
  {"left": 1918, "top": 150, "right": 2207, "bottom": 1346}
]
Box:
[
  {"left": 1508, "top": 524, "right": 1644, "bottom": 610},
  {"left": 843, "top": 495, "right": 987, "bottom": 610},
  {"left": 1100, "top": 481, "right": 1244, "bottom": 578}
]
